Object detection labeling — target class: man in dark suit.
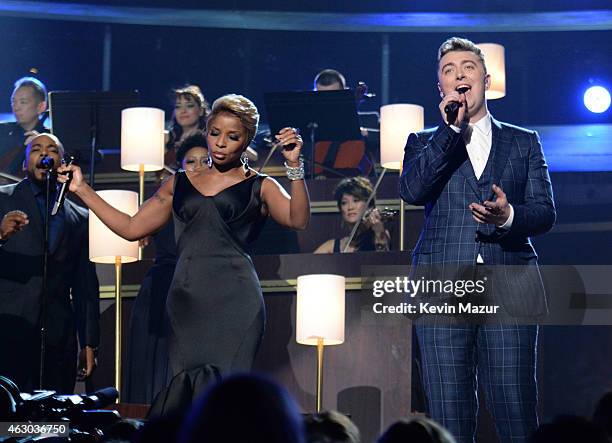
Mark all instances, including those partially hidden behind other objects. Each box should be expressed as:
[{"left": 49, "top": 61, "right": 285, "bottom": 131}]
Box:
[
  {"left": 399, "top": 37, "right": 555, "bottom": 443},
  {"left": 0, "top": 77, "right": 49, "bottom": 180},
  {"left": 0, "top": 133, "right": 99, "bottom": 393}
]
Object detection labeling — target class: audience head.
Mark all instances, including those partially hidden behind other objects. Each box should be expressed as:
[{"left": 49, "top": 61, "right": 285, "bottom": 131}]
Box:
[
  {"left": 176, "top": 132, "right": 208, "bottom": 171},
  {"left": 304, "top": 410, "right": 360, "bottom": 443},
  {"left": 377, "top": 417, "right": 456, "bottom": 443},
  {"left": 314, "top": 69, "right": 346, "bottom": 91},
  {"left": 179, "top": 373, "right": 304, "bottom": 443},
  {"left": 11, "top": 77, "right": 48, "bottom": 129},
  {"left": 24, "top": 133, "right": 64, "bottom": 183},
  {"left": 334, "top": 176, "right": 375, "bottom": 226},
  {"left": 206, "top": 94, "right": 260, "bottom": 150},
  {"left": 593, "top": 391, "right": 612, "bottom": 438},
  {"left": 529, "top": 415, "right": 608, "bottom": 443}
]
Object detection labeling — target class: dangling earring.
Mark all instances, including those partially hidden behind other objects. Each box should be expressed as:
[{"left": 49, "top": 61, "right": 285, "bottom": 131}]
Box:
[
  {"left": 207, "top": 155, "right": 213, "bottom": 168},
  {"left": 240, "top": 151, "right": 250, "bottom": 176}
]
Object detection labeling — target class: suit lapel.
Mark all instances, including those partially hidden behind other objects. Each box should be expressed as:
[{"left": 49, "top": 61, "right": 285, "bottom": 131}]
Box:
[
  {"left": 15, "top": 180, "right": 44, "bottom": 245},
  {"left": 456, "top": 138, "right": 481, "bottom": 200},
  {"left": 487, "top": 117, "right": 513, "bottom": 198},
  {"left": 453, "top": 117, "right": 513, "bottom": 202}
]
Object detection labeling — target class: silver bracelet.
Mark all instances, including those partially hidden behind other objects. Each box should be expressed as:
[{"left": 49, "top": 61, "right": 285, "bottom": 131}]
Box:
[{"left": 285, "top": 160, "right": 305, "bottom": 181}]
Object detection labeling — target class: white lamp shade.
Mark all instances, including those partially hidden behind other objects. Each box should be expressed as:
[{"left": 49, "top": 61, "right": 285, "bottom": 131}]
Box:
[
  {"left": 477, "top": 43, "right": 506, "bottom": 100},
  {"left": 380, "top": 104, "right": 424, "bottom": 170},
  {"left": 296, "top": 274, "right": 345, "bottom": 346},
  {"left": 89, "top": 190, "right": 139, "bottom": 264},
  {"left": 121, "top": 107, "right": 165, "bottom": 172}
]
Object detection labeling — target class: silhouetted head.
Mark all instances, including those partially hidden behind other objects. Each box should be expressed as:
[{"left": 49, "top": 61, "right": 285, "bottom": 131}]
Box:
[
  {"left": 377, "top": 418, "right": 456, "bottom": 443},
  {"left": 593, "top": 391, "right": 612, "bottom": 438},
  {"left": 529, "top": 415, "right": 608, "bottom": 443},
  {"left": 179, "top": 373, "right": 305, "bottom": 443},
  {"left": 304, "top": 410, "right": 360, "bottom": 443}
]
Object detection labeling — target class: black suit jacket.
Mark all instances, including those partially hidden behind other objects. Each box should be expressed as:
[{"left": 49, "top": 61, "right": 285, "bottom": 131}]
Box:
[{"left": 0, "top": 179, "right": 99, "bottom": 349}]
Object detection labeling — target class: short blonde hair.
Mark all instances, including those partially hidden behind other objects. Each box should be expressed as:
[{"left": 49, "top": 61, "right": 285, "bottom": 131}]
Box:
[{"left": 207, "top": 94, "right": 259, "bottom": 148}]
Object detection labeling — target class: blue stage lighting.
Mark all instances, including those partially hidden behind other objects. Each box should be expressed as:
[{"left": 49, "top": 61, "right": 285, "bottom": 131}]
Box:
[{"left": 583, "top": 86, "right": 611, "bottom": 113}]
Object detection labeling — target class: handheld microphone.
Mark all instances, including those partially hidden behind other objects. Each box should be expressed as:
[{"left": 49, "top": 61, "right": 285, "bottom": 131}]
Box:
[
  {"left": 51, "top": 156, "right": 74, "bottom": 216},
  {"left": 444, "top": 86, "right": 470, "bottom": 117},
  {"left": 39, "top": 155, "right": 55, "bottom": 170}
]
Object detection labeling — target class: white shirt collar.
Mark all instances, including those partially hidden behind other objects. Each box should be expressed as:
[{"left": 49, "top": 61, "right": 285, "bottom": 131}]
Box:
[{"left": 471, "top": 112, "right": 492, "bottom": 136}]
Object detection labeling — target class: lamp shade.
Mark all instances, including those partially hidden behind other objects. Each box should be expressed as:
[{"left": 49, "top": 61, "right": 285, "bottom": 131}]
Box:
[
  {"left": 477, "top": 43, "right": 506, "bottom": 100},
  {"left": 121, "top": 107, "right": 165, "bottom": 172},
  {"left": 380, "top": 104, "right": 424, "bottom": 170},
  {"left": 89, "top": 190, "right": 139, "bottom": 264},
  {"left": 296, "top": 274, "right": 345, "bottom": 346}
]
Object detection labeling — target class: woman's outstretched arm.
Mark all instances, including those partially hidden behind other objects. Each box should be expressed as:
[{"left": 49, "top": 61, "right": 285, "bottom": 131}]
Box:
[{"left": 57, "top": 164, "right": 174, "bottom": 241}]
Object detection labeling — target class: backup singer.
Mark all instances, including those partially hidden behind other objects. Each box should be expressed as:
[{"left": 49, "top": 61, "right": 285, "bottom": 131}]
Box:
[{"left": 0, "top": 133, "right": 99, "bottom": 393}]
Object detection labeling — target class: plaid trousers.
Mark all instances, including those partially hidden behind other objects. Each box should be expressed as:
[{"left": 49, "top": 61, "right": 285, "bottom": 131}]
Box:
[{"left": 416, "top": 322, "right": 539, "bottom": 443}]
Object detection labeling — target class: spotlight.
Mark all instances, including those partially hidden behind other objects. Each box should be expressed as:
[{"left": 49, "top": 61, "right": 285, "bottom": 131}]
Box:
[{"left": 583, "top": 86, "right": 611, "bottom": 113}]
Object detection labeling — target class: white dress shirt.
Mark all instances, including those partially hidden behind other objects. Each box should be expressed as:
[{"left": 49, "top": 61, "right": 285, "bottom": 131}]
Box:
[{"left": 464, "top": 113, "right": 493, "bottom": 180}]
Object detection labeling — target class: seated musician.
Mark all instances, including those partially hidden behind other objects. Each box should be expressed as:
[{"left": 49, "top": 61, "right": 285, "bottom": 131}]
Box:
[
  {"left": 314, "top": 69, "right": 346, "bottom": 92},
  {"left": 0, "top": 77, "right": 49, "bottom": 179},
  {"left": 314, "top": 176, "right": 390, "bottom": 253}
]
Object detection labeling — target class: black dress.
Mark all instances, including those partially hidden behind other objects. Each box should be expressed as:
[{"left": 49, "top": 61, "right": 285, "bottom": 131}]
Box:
[{"left": 167, "top": 170, "right": 267, "bottom": 376}]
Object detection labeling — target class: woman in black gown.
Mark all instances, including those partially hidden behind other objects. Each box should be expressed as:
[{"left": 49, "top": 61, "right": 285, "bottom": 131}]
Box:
[
  {"left": 123, "top": 134, "right": 209, "bottom": 403},
  {"left": 59, "top": 94, "right": 309, "bottom": 387}
]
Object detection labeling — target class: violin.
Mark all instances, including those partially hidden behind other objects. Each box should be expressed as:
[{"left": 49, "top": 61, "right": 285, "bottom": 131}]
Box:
[
  {"left": 363, "top": 207, "right": 399, "bottom": 222},
  {"left": 378, "top": 207, "right": 399, "bottom": 221}
]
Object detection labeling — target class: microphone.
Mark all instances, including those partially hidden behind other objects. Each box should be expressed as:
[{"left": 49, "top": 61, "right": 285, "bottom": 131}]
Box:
[
  {"left": 444, "top": 86, "right": 470, "bottom": 117},
  {"left": 38, "top": 155, "right": 55, "bottom": 170},
  {"left": 51, "top": 156, "right": 74, "bottom": 216}
]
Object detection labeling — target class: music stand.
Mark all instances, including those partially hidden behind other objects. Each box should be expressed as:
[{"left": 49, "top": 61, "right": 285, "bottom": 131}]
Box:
[
  {"left": 264, "top": 90, "right": 361, "bottom": 179},
  {"left": 48, "top": 91, "right": 139, "bottom": 188}
]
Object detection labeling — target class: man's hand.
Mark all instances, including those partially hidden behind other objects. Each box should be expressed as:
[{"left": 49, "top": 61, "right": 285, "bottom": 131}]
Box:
[
  {"left": 469, "top": 184, "right": 511, "bottom": 227},
  {"left": 77, "top": 346, "right": 97, "bottom": 381},
  {"left": 0, "top": 210, "right": 29, "bottom": 240},
  {"left": 439, "top": 90, "right": 467, "bottom": 127}
]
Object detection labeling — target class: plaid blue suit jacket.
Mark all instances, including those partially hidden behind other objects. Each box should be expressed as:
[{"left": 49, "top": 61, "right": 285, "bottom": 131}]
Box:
[{"left": 399, "top": 117, "right": 555, "bottom": 317}]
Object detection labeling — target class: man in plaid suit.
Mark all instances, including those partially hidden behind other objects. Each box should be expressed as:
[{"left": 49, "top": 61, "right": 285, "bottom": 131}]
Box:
[{"left": 399, "top": 37, "right": 555, "bottom": 443}]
